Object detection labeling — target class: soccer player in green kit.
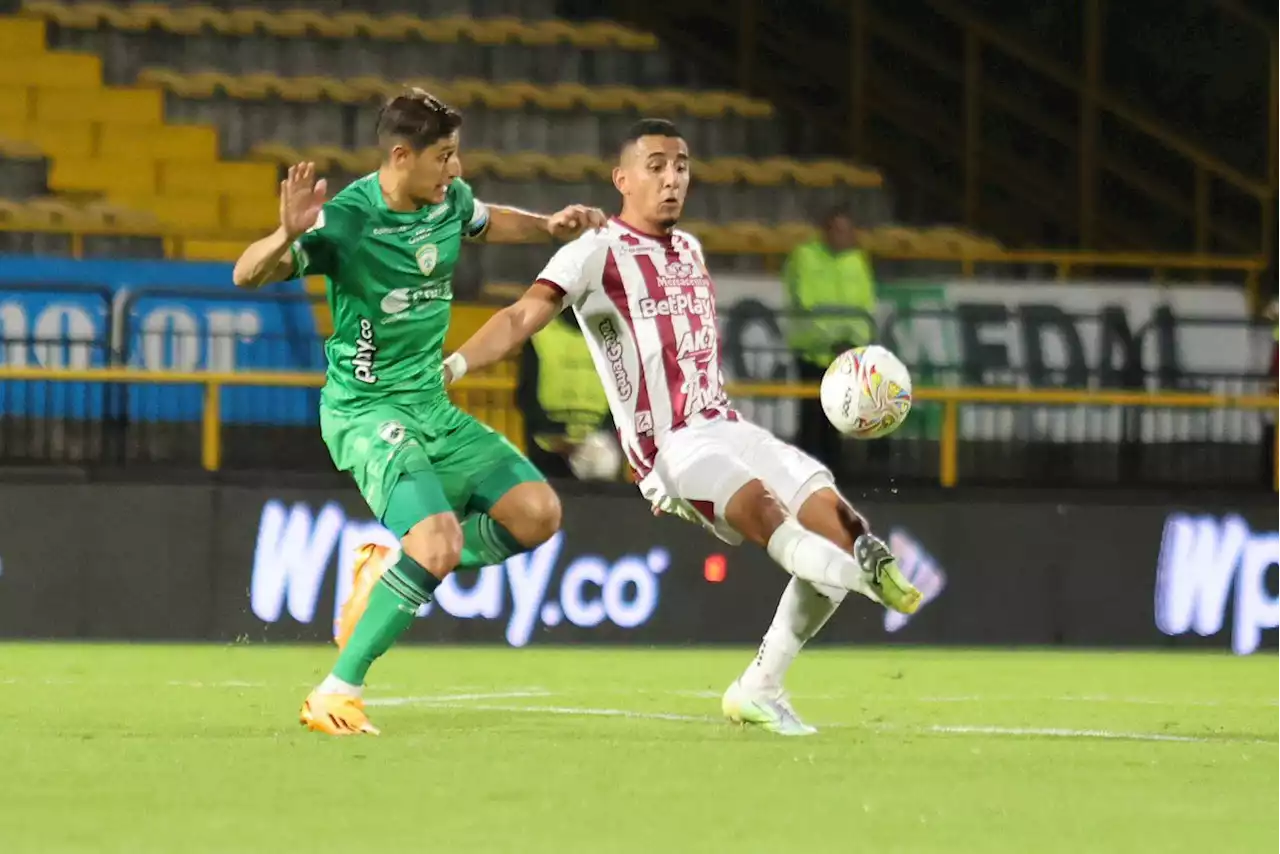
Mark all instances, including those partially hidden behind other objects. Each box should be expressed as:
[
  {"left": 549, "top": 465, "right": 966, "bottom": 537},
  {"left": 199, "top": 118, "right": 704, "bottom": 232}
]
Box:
[{"left": 233, "top": 89, "right": 606, "bottom": 735}]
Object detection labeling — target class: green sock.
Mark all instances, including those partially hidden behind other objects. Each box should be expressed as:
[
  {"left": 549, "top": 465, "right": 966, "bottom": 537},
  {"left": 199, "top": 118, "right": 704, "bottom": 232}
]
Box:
[
  {"left": 457, "top": 513, "right": 527, "bottom": 571},
  {"left": 331, "top": 554, "right": 439, "bottom": 686}
]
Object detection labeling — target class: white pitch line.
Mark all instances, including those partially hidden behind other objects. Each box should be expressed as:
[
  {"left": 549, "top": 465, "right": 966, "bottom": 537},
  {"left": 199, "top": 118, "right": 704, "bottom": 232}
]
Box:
[
  {"left": 423, "top": 701, "right": 716, "bottom": 724},
  {"left": 372, "top": 695, "right": 1275, "bottom": 744},
  {"left": 367, "top": 690, "right": 552, "bottom": 707},
  {"left": 918, "top": 695, "right": 1277, "bottom": 708},
  {"left": 925, "top": 724, "right": 1221, "bottom": 744}
]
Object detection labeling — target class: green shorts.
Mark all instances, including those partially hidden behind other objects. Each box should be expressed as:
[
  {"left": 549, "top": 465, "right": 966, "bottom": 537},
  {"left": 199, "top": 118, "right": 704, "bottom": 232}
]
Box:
[{"left": 320, "top": 396, "right": 544, "bottom": 536}]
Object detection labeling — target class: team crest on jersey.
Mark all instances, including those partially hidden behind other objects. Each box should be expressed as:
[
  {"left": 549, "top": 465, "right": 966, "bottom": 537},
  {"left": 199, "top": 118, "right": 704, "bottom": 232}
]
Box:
[
  {"left": 415, "top": 243, "right": 439, "bottom": 276},
  {"left": 634, "top": 411, "right": 654, "bottom": 435},
  {"left": 378, "top": 421, "right": 406, "bottom": 445}
]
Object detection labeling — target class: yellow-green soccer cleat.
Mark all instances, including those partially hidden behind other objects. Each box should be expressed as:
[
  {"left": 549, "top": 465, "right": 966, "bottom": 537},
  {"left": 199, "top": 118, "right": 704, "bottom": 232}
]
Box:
[
  {"left": 854, "top": 534, "right": 922, "bottom": 614},
  {"left": 722, "top": 680, "right": 818, "bottom": 737}
]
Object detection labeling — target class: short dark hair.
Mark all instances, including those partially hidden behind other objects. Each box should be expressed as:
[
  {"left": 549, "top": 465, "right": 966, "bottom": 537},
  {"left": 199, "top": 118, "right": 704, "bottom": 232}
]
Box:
[
  {"left": 819, "top": 204, "right": 854, "bottom": 229},
  {"left": 620, "top": 118, "right": 683, "bottom": 155},
  {"left": 376, "top": 88, "right": 462, "bottom": 151}
]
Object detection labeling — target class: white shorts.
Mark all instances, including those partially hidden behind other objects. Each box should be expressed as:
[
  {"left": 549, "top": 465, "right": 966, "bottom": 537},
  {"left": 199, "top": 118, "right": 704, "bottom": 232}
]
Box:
[{"left": 637, "top": 417, "right": 834, "bottom": 546}]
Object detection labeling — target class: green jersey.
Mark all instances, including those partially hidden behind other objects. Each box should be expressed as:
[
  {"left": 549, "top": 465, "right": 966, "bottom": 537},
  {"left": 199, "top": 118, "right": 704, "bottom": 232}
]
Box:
[{"left": 290, "top": 173, "right": 489, "bottom": 410}]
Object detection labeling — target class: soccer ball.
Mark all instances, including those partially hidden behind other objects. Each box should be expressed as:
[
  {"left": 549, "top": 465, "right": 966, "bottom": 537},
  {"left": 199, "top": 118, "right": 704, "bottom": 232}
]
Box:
[
  {"left": 568, "top": 431, "right": 622, "bottom": 481},
  {"left": 819, "top": 345, "right": 913, "bottom": 439}
]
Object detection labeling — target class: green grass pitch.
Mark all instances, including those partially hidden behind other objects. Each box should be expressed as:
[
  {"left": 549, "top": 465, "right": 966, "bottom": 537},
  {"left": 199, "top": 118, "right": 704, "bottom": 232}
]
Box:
[{"left": 0, "top": 644, "right": 1275, "bottom": 853}]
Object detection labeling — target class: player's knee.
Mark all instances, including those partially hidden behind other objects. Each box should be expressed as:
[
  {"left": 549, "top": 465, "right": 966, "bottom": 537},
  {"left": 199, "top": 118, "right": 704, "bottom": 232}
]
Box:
[
  {"left": 401, "top": 513, "right": 463, "bottom": 579},
  {"left": 513, "top": 483, "right": 563, "bottom": 546}
]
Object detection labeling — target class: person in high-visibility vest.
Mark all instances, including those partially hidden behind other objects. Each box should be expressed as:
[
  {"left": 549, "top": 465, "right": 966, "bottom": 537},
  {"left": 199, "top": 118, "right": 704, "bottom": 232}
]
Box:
[
  {"left": 783, "top": 206, "right": 879, "bottom": 463},
  {"left": 516, "top": 310, "right": 615, "bottom": 479}
]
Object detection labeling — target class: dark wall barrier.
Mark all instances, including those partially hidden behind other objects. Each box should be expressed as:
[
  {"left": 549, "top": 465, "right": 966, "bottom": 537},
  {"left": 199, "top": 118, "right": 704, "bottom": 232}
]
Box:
[{"left": 0, "top": 483, "right": 1274, "bottom": 654}]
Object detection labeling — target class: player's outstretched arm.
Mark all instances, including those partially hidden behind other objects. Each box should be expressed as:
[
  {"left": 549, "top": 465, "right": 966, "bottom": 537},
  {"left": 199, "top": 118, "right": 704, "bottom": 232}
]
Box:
[
  {"left": 232, "top": 162, "right": 328, "bottom": 289},
  {"left": 444, "top": 284, "right": 563, "bottom": 384},
  {"left": 476, "top": 204, "right": 606, "bottom": 244}
]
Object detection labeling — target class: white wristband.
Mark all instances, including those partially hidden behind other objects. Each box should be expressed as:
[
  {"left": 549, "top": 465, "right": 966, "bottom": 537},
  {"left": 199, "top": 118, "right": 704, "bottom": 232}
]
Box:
[{"left": 443, "top": 352, "right": 467, "bottom": 384}]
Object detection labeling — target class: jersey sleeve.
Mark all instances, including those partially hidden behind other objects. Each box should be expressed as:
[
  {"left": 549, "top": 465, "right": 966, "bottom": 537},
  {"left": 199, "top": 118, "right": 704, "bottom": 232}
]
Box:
[
  {"left": 290, "top": 202, "right": 356, "bottom": 278},
  {"left": 534, "top": 236, "right": 607, "bottom": 308},
  {"left": 449, "top": 178, "right": 490, "bottom": 240},
  {"left": 679, "top": 231, "right": 709, "bottom": 271}
]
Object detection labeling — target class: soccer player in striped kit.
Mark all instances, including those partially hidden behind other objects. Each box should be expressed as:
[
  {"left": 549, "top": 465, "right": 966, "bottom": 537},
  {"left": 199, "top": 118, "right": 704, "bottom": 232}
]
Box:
[{"left": 448, "top": 119, "right": 921, "bottom": 736}]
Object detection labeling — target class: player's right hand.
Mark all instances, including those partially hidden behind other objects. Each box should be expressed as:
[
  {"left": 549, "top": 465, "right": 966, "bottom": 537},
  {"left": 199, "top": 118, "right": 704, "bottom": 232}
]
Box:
[{"left": 280, "top": 162, "right": 328, "bottom": 239}]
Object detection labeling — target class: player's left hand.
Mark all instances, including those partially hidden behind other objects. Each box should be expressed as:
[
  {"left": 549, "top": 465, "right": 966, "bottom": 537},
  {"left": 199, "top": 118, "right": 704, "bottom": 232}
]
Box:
[{"left": 546, "top": 205, "right": 607, "bottom": 241}]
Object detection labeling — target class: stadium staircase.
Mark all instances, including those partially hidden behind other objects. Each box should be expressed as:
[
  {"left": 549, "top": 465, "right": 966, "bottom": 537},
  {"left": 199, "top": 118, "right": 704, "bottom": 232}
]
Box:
[{"left": 614, "top": 0, "right": 1275, "bottom": 260}]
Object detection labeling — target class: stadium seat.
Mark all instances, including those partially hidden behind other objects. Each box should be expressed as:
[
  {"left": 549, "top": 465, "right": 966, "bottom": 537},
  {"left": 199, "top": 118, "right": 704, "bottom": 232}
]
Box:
[
  {"left": 0, "top": 51, "right": 102, "bottom": 88},
  {"left": 246, "top": 144, "right": 883, "bottom": 190},
  {"left": 23, "top": 1, "right": 659, "bottom": 50},
  {"left": 0, "top": 5, "right": 1004, "bottom": 270},
  {"left": 0, "top": 15, "right": 47, "bottom": 55},
  {"left": 97, "top": 123, "right": 220, "bottom": 161},
  {"left": 134, "top": 68, "right": 774, "bottom": 118}
]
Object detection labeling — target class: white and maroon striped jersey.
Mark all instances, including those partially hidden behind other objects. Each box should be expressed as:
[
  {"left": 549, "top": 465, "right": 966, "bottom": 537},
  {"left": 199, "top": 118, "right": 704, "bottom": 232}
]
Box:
[{"left": 535, "top": 217, "right": 737, "bottom": 477}]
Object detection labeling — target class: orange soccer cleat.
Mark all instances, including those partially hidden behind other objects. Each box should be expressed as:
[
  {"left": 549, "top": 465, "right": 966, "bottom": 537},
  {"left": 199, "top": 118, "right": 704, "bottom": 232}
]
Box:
[
  {"left": 299, "top": 690, "right": 380, "bottom": 736},
  {"left": 333, "top": 543, "right": 393, "bottom": 651}
]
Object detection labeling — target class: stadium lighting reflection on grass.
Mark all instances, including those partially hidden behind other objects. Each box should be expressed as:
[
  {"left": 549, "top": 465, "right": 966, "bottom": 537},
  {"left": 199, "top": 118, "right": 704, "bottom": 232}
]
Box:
[{"left": 703, "top": 553, "right": 726, "bottom": 583}]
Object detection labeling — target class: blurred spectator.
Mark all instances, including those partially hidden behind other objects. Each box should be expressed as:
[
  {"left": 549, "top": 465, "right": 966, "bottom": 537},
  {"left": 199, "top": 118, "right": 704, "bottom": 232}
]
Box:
[
  {"left": 517, "top": 311, "right": 617, "bottom": 480},
  {"left": 784, "top": 205, "right": 879, "bottom": 463}
]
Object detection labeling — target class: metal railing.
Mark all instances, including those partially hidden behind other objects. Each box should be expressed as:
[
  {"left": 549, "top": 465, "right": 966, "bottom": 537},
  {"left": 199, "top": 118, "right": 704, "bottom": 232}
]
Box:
[{"left": 0, "top": 366, "right": 1271, "bottom": 489}]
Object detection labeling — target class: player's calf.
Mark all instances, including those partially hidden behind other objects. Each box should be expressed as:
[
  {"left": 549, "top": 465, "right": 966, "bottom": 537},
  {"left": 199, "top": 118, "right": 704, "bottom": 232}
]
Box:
[
  {"left": 796, "top": 487, "right": 921, "bottom": 615},
  {"left": 723, "top": 479, "right": 920, "bottom": 613},
  {"left": 723, "top": 479, "right": 871, "bottom": 595},
  {"left": 796, "top": 487, "right": 867, "bottom": 550}
]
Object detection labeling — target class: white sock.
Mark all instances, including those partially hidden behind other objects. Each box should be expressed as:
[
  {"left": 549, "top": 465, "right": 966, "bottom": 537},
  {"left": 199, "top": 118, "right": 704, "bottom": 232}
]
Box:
[
  {"left": 317, "top": 674, "right": 362, "bottom": 697},
  {"left": 740, "top": 577, "right": 846, "bottom": 693},
  {"left": 766, "top": 518, "right": 873, "bottom": 598}
]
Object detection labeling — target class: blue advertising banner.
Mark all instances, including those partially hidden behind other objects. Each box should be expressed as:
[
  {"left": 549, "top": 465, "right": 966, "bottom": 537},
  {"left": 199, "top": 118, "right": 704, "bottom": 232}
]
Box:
[{"left": 0, "top": 258, "right": 323, "bottom": 423}]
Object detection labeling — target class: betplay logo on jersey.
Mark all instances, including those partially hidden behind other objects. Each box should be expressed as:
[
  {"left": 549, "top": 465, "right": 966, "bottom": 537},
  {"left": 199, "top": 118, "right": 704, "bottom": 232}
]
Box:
[
  {"left": 249, "top": 500, "right": 669, "bottom": 647},
  {"left": 1155, "top": 513, "right": 1279, "bottom": 654}
]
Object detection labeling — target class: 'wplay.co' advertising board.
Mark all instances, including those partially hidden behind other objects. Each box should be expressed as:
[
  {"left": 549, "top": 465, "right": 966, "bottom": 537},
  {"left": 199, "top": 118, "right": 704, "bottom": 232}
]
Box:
[{"left": 0, "top": 482, "right": 1272, "bottom": 654}]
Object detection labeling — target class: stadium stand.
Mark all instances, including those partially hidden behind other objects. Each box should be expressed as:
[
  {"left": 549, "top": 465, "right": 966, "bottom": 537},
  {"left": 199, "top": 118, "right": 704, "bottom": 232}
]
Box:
[{"left": 0, "top": 0, "right": 1004, "bottom": 282}]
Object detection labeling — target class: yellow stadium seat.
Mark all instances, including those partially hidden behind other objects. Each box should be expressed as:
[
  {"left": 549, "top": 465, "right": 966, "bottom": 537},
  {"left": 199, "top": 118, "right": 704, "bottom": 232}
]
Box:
[
  {"left": 36, "top": 87, "right": 162, "bottom": 125},
  {"left": 97, "top": 123, "right": 218, "bottom": 161},
  {"left": 0, "top": 17, "right": 47, "bottom": 54},
  {"left": 0, "top": 135, "right": 42, "bottom": 158},
  {"left": 22, "top": 0, "right": 659, "bottom": 50},
  {"left": 48, "top": 156, "right": 158, "bottom": 196},
  {"left": 7, "top": 120, "right": 96, "bottom": 158},
  {"left": 136, "top": 67, "right": 775, "bottom": 119},
  {"left": 0, "top": 87, "right": 31, "bottom": 121},
  {"left": 0, "top": 197, "right": 39, "bottom": 227},
  {"left": 222, "top": 193, "right": 280, "bottom": 231},
  {"left": 112, "top": 193, "right": 221, "bottom": 230},
  {"left": 159, "top": 160, "right": 276, "bottom": 197},
  {"left": 0, "top": 52, "right": 101, "bottom": 88},
  {"left": 244, "top": 144, "right": 883, "bottom": 189},
  {"left": 180, "top": 238, "right": 245, "bottom": 261}
]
